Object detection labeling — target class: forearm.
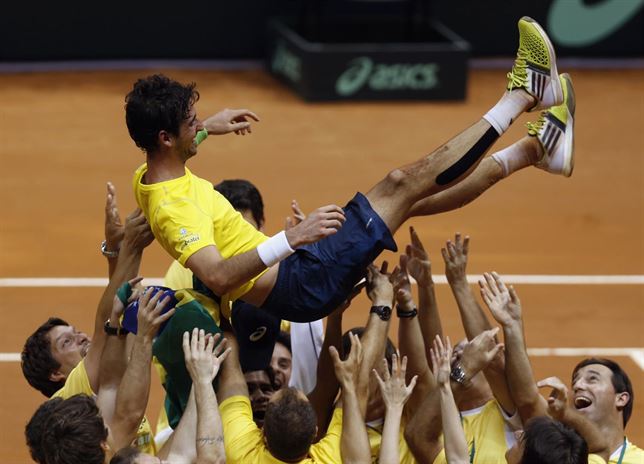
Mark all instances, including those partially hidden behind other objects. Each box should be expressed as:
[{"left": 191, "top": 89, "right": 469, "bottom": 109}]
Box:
[
  {"left": 159, "top": 388, "right": 197, "bottom": 460},
  {"left": 191, "top": 248, "right": 267, "bottom": 297},
  {"left": 112, "top": 336, "right": 152, "bottom": 447},
  {"left": 379, "top": 406, "right": 404, "bottom": 464},
  {"left": 503, "top": 323, "right": 545, "bottom": 421},
  {"left": 398, "top": 317, "right": 431, "bottom": 412},
  {"left": 359, "top": 313, "right": 390, "bottom": 415},
  {"left": 309, "top": 315, "right": 342, "bottom": 439},
  {"left": 417, "top": 283, "right": 443, "bottom": 363},
  {"left": 216, "top": 335, "right": 249, "bottom": 402},
  {"left": 194, "top": 381, "right": 225, "bottom": 464},
  {"left": 560, "top": 408, "right": 610, "bottom": 455},
  {"left": 340, "top": 389, "right": 371, "bottom": 464},
  {"left": 404, "top": 388, "right": 443, "bottom": 463},
  {"left": 439, "top": 385, "right": 470, "bottom": 464},
  {"left": 450, "top": 279, "right": 492, "bottom": 338}
]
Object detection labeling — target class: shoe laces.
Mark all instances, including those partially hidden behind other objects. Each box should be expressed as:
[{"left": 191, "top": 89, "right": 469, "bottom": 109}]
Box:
[
  {"left": 507, "top": 48, "right": 529, "bottom": 90},
  {"left": 526, "top": 112, "right": 546, "bottom": 136}
]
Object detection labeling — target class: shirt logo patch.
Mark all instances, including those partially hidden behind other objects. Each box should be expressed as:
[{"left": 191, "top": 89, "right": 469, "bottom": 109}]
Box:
[{"left": 249, "top": 326, "right": 268, "bottom": 342}]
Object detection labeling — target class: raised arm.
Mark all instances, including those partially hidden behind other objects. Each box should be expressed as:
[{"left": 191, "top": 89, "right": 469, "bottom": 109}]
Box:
[
  {"left": 442, "top": 234, "right": 515, "bottom": 415},
  {"left": 330, "top": 333, "right": 371, "bottom": 464},
  {"left": 479, "top": 272, "right": 547, "bottom": 422},
  {"left": 186, "top": 204, "right": 346, "bottom": 297},
  {"left": 182, "top": 329, "right": 230, "bottom": 464},
  {"left": 537, "top": 377, "right": 610, "bottom": 458},
  {"left": 85, "top": 207, "right": 154, "bottom": 392},
  {"left": 109, "top": 288, "right": 175, "bottom": 449},
  {"left": 104, "top": 182, "right": 124, "bottom": 279},
  {"left": 390, "top": 251, "right": 434, "bottom": 414},
  {"left": 374, "top": 354, "right": 417, "bottom": 464},
  {"left": 216, "top": 333, "right": 248, "bottom": 403},
  {"left": 308, "top": 282, "right": 364, "bottom": 441},
  {"left": 430, "top": 336, "right": 469, "bottom": 464}
]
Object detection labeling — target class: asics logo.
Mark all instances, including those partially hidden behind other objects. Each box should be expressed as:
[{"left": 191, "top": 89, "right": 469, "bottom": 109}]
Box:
[
  {"left": 548, "top": 0, "right": 644, "bottom": 47},
  {"left": 249, "top": 326, "right": 268, "bottom": 342}
]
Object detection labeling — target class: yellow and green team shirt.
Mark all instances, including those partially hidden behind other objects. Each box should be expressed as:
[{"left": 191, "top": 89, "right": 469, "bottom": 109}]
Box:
[
  {"left": 364, "top": 418, "right": 417, "bottom": 463},
  {"left": 433, "top": 400, "right": 519, "bottom": 464},
  {"left": 589, "top": 439, "right": 644, "bottom": 464},
  {"left": 52, "top": 360, "right": 156, "bottom": 455},
  {"left": 133, "top": 164, "right": 269, "bottom": 318}
]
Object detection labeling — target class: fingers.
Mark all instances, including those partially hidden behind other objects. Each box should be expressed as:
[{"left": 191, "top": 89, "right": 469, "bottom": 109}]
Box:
[
  {"left": 291, "top": 200, "right": 305, "bottom": 220},
  {"left": 409, "top": 226, "right": 426, "bottom": 252},
  {"left": 509, "top": 285, "right": 520, "bottom": 304},
  {"left": 462, "top": 235, "right": 470, "bottom": 256},
  {"left": 407, "top": 375, "right": 418, "bottom": 393},
  {"left": 492, "top": 272, "right": 507, "bottom": 293},
  {"left": 316, "top": 204, "right": 345, "bottom": 218},
  {"left": 230, "top": 108, "right": 260, "bottom": 122},
  {"left": 380, "top": 261, "right": 389, "bottom": 274},
  {"left": 328, "top": 346, "right": 341, "bottom": 369},
  {"left": 182, "top": 331, "right": 191, "bottom": 360},
  {"left": 536, "top": 376, "right": 567, "bottom": 393}
]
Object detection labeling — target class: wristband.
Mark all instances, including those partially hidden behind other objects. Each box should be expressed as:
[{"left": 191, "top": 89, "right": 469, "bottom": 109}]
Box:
[
  {"left": 194, "top": 128, "right": 208, "bottom": 145},
  {"left": 104, "top": 319, "right": 129, "bottom": 336},
  {"left": 257, "top": 231, "right": 295, "bottom": 267},
  {"left": 396, "top": 305, "right": 418, "bottom": 318}
]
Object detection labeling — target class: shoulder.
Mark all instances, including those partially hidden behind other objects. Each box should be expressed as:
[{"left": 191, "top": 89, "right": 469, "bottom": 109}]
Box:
[{"left": 52, "top": 360, "right": 94, "bottom": 399}]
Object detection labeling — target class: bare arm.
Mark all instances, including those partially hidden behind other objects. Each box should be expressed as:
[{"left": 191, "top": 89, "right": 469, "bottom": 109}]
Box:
[
  {"left": 308, "top": 284, "right": 364, "bottom": 441},
  {"left": 104, "top": 181, "right": 124, "bottom": 279},
  {"left": 479, "top": 272, "right": 547, "bottom": 423},
  {"left": 443, "top": 234, "right": 515, "bottom": 415},
  {"left": 182, "top": 329, "right": 230, "bottom": 464},
  {"left": 330, "top": 333, "right": 371, "bottom": 464},
  {"left": 157, "top": 388, "right": 196, "bottom": 462},
  {"left": 374, "top": 354, "right": 417, "bottom": 464},
  {"left": 216, "top": 333, "right": 248, "bottom": 403},
  {"left": 186, "top": 205, "right": 346, "bottom": 296},
  {"left": 86, "top": 208, "right": 154, "bottom": 392},
  {"left": 430, "top": 336, "right": 469, "bottom": 464},
  {"left": 110, "top": 288, "right": 175, "bottom": 449}
]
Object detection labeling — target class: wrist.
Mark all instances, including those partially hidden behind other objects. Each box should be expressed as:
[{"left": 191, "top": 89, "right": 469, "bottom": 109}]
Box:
[
  {"left": 100, "top": 240, "right": 119, "bottom": 259},
  {"left": 284, "top": 228, "right": 301, "bottom": 249}
]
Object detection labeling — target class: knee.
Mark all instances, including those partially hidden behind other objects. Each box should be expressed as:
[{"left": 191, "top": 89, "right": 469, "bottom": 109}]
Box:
[{"left": 383, "top": 168, "right": 409, "bottom": 190}]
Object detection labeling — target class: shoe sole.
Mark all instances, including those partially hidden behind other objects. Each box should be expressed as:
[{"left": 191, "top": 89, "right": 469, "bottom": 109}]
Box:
[
  {"left": 560, "top": 73, "right": 575, "bottom": 177},
  {"left": 521, "top": 16, "right": 564, "bottom": 110}
]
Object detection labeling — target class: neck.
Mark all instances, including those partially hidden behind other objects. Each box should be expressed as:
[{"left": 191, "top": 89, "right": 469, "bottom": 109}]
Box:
[
  {"left": 600, "top": 421, "right": 626, "bottom": 457},
  {"left": 144, "top": 151, "right": 186, "bottom": 183}
]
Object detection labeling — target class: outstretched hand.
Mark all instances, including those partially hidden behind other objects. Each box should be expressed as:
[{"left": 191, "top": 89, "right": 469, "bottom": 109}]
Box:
[
  {"left": 459, "top": 327, "right": 505, "bottom": 381},
  {"left": 329, "top": 332, "right": 363, "bottom": 390},
  {"left": 105, "top": 182, "right": 124, "bottom": 251},
  {"left": 183, "top": 329, "right": 230, "bottom": 384},
  {"left": 390, "top": 257, "right": 415, "bottom": 312},
  {"left": 429, "top": 335, "right": 453, "bottom": 387},
  {"left": 405, "top": 226, "right": 432, "bottom": 287},
  {"left": 537, "top": 376, "right": 569, "bottom": 421},
  {"left": 479, "top": 272, "right": 522, "bottom": 326},
  {"left": 373, "top": 353, "right": 417, "bottom": 410},
  {"left": 285, "top": 200, "right": 306, "bottom": 230},
  {"left": 203, "top": 108, "right": 260, "bottom": 136},
  {"left": 136, "top": 287, "right": 176, "bottom": 341},
  {"left": 366, "top": 262, "right": 394, "bottom": 307},
  {"left": 441, "top": 232, "right": 469, "bottom": 284}
]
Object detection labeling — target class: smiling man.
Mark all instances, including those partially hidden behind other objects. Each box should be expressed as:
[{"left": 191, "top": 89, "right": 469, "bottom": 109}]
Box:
[{"left": 572, "top": 358, "right": 642, "bottom": 464}]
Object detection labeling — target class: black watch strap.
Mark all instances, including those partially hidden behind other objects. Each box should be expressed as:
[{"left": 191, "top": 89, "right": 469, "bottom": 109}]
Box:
[
  {"left": 104, "top": 319, "right": 129, "bottom": 336},
  {"left": 396, "top": 305, "right": 418, "bottom": 318},
  {"left": 370, "top": 305, "right": 392, "bottom": 321}
]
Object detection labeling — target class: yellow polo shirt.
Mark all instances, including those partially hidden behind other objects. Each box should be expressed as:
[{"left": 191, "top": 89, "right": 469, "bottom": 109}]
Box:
[
  {"left": 589, "top": 439, "right": 644, "bottom": 464},
  {"left": 133, "top": 164, "right": 269, "bottom": 318},
  {"left": 52, "top": 360, "right": 156, "bottom": 455},
  {"left": 220, "top": 396, "right": 342, "bottom": 463}
]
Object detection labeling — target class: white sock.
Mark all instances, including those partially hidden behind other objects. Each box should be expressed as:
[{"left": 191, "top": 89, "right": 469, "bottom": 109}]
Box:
[
  {"left": 483, "top": 91, "right": 530, "bottom": 136},
  {"left": 491, "top": 139, "right": 539, "bottom": 177}
]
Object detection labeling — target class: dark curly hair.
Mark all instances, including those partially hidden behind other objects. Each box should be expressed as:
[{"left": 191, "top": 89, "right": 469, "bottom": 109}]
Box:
[
  {"left": 26, "top": 397, "right": 63, "bottom": 463},
  {"left": 21, "top": 317, "right": 69, "bottom": 397},
  {"left": 125, "top": 74, "right": 199, "bottom": 153},
  {"left": 520, "top": 416, "right": 588, "bottom": 464},
  {"left": 39, "top": 395, "right": 108, "bottom": 464}
]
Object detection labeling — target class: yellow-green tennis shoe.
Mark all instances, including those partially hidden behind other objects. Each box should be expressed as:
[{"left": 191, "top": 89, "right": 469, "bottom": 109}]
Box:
[
  {"left": 507, "top": 16, "right": 563, "bottom": 112},
  {"left": 528, "top": 73, "right": 575, "bottom": 177}
]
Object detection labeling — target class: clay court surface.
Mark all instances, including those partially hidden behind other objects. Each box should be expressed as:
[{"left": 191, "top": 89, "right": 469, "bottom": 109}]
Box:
[{"left": 0, "top": 68, "right": 642, "bottom": 462}]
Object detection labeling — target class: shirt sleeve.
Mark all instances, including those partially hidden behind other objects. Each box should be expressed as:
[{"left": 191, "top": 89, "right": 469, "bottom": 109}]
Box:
[
  {"left": 220, "top": 396, "right": 264, "bottom": 462},
  {"left": 309, "top": 408, "right": 343, "bottom": 463}
]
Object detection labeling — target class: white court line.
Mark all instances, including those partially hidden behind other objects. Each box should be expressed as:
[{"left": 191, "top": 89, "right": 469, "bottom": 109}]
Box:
[{"left": 0, "top": 275, "right": 643, "bottom": 287}]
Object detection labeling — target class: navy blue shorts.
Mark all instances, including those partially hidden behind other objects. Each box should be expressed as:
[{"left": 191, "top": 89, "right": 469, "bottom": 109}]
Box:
[{"left": 262, "top": 192, "right": 397, "bottom": 322}]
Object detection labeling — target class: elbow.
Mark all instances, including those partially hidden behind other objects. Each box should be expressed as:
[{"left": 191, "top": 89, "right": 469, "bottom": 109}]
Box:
[{"left": 203, "top": 272, "right": 235, "bottom": 296}]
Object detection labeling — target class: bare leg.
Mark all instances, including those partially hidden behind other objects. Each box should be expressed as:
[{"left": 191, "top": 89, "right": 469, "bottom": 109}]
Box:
[
  {"left": 407, "top": 136, "right": 541, "bottom": 217},
  {"left": 365, "top": 89, "right": 534, "bottom": 233}
]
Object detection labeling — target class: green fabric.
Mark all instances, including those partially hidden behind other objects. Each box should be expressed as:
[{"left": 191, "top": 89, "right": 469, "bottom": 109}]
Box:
[
  {"left": 194, "top": 128, "right": 208, "bottom": 146},
  {"left": 116, "top": 281, "right": 132, "bottom": 307},
  {"left": 153, "top": 299, "right": 222, "bottom": 428}
]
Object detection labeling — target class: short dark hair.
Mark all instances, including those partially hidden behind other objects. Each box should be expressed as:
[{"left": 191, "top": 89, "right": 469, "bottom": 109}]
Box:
[
  {"left": 214, "top": 179, "right": 265, "bottom": 229},
  {"left": 573, "top": 357, "right": 634, "bottom": 426},
  {"left": 275, "top": 330, "right": 291, "bottom": 353},
  {"left": 21, "top": 317, "right": 69, "bottom": 397},
  {"left": 109, "top": 446, "right": 141, "bottom": 464},
  {"left": 263, "top": 387, "right": 317, "bottom": 461},
  {"left": 26, "top": 397, "right": 63, "bottom": 463},
  {"left": 521, "top": 416, "right": 588, "bottom": 464},
  {"left": 39, "top": 395, "right": 108, "bottom": 464},
  {"left": 342, "top": 327, "right": 396, "bottom": 372},
  {"left": 125, "top": 74, "right": 199, "bottom": 153}
]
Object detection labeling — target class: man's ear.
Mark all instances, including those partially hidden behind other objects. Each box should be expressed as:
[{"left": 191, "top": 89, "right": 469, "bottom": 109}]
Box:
[
  {"left": 615, "top": 391, "right": 630, "bottom": 410},
  {"left": 158, "top": 130, "right": 172, "bottom": 148},
  {"left": 48, "top": 370, "right": 66, "bottom": 383}
]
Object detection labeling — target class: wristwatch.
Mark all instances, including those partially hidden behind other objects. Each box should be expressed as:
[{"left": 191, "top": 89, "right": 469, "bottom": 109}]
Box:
[
  {"left": 104, "top": 319, "right": 129, "bottom": 336},
  {"left": 370, "top": 305, "right": 392, "bottom": 321},
  {"left": 450, "top": 362, "right": 468, "bottom": 385},
  {"left": 100, "top": 240, "right": 119, "bottom": 258},
  {"left": 396, "top": 305, "right": 418, "bottom": 318}
]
